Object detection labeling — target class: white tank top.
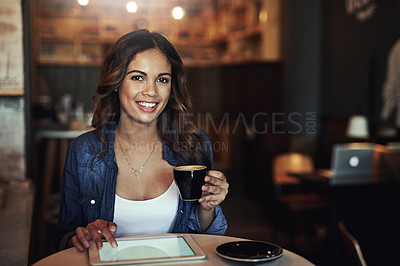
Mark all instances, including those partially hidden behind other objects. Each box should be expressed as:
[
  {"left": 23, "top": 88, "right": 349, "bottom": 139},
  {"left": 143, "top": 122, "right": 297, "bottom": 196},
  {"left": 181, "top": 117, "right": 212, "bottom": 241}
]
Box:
[{"left": 113, "top": 180, "right": 179, "bottom": 237}]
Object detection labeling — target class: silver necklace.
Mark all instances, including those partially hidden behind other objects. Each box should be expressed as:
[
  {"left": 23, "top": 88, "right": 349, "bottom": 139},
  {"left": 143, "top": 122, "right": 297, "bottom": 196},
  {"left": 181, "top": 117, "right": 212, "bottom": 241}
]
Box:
[{"left": 116, "top": 134, "right": 156, "bottom": 178}]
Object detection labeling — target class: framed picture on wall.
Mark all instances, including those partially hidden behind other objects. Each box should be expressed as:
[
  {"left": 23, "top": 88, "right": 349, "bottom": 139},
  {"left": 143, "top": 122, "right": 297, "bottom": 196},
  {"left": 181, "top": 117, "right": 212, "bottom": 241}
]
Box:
[{"left": 0, "top": 0, "right": 24, "bottom": 96}]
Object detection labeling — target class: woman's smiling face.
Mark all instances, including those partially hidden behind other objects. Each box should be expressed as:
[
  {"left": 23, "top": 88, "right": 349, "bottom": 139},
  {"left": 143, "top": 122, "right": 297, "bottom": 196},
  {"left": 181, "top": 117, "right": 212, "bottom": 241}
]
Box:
[{"left": 119, "top": 49, "right": 172, "bottom": 127}]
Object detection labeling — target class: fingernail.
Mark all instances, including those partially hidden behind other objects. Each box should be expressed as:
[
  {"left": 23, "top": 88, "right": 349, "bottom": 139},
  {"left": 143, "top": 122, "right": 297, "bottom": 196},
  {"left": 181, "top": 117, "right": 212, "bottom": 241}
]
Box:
[
  {"left": 97, "top": 243, "right": 102, "bottom": 250},
  {"left": 84, "top": 241, "right": 90, "bottom": 248},
  {"left": 112, "top": 242, "right": 118, "bottom": 248}
]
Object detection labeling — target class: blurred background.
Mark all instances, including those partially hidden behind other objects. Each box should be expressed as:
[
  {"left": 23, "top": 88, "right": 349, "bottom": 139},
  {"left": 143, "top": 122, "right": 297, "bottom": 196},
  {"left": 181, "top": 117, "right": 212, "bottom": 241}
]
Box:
[{"left": 0, "top": 0, "right": 400, "bottom": 265}]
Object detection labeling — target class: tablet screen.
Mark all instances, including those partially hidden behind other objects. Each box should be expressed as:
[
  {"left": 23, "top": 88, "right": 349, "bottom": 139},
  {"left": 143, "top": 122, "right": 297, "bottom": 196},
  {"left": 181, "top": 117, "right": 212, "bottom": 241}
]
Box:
[{"left": 99, "top": 236, "right": 195, "bottom": 262}]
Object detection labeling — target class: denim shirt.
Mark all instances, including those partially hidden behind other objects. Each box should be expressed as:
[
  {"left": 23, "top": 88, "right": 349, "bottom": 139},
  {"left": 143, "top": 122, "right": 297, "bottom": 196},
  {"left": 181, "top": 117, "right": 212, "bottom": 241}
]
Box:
[{"left": 56, "top": 123, "right": 227, "bottom": 251}]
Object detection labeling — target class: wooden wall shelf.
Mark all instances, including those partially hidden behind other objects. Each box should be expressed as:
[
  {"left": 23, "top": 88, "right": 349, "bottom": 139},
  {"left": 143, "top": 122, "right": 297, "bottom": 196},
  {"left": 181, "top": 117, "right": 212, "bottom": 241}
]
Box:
[{"left": 32, "top": 0, "right": 281, "bottom": 67}]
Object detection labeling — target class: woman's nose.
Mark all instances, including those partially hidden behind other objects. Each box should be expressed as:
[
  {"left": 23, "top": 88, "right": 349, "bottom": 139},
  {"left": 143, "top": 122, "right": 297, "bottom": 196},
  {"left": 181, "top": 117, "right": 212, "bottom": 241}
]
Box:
[{"left": 142, "top": 81, "right": 158, "bottom": 96}]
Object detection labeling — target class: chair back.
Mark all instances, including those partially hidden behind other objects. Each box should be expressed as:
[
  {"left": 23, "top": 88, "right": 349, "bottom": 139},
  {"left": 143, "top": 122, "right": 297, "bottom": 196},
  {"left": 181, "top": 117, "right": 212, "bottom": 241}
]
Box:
[
  {"left": 273, "top": 153, "right": 314, "bottom": 186},
  {"left": 338, "top": 221, "right": 367, "bottom": 266}
]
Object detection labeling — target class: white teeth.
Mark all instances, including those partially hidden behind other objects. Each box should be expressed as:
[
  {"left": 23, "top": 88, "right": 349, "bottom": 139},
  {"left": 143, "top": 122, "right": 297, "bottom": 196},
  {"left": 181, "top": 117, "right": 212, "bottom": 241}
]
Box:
[{"left": 138, "top": 102, "right": 157, "bottom": 108}]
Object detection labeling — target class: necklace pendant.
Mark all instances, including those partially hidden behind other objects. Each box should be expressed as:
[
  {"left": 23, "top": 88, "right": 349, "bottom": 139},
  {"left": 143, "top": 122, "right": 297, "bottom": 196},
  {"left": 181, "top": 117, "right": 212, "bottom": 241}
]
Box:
[
  {"left": 132, "top": 169, "right": 143, "bottom": 173},
  {"left": 134, "top": 173, "right": 141, "bottom": 178},
  {"left": 117, "top": 134, "right": 156, "bottom": 179},
  {"left": 131, "top": 168, "right": 143, "bottom": 178}
]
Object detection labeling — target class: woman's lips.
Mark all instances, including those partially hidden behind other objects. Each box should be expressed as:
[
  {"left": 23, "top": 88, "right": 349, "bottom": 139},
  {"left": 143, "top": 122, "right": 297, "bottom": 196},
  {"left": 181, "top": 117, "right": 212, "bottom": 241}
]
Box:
[{"left": 136, "top": 101, "right": 158, "bottom": 112}]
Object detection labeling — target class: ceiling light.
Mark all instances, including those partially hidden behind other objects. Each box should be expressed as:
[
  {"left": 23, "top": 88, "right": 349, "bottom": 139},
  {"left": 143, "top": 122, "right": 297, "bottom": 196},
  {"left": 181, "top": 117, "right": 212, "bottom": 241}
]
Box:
[
  {"left": 77, "top": 0, "right": 89, "bottom": 6},
  {"left": 172, "top": 6, "right": 184, "bottom": 20},
  {"left": 126, "top": 1, "right": 138, "bottom": 13}
]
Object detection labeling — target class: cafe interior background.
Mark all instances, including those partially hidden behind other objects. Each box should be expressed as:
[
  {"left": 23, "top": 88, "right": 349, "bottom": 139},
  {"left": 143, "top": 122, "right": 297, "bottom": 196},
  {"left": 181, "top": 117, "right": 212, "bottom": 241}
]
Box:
[{"left": 0, "top": 0, "right": 399, "bottom": 265}]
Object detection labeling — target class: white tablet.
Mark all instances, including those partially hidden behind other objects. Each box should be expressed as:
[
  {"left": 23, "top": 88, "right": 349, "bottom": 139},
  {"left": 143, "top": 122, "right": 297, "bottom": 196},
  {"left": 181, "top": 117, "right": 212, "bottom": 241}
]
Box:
[{"left": 88, "top": 234, "right": 206, "bottom": 265}]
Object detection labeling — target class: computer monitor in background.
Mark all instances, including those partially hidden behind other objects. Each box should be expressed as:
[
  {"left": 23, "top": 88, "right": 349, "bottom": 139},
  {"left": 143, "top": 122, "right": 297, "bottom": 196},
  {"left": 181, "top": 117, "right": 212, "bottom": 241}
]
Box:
[{"left": 329, "top": 143, "right": 375, "bottom": 186}]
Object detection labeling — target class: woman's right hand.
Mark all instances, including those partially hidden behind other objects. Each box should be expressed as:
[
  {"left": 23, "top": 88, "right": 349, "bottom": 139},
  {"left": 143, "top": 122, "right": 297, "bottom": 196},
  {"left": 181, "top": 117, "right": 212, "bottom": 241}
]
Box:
[{"left": 69, "top": 219, "right": 118, "bottom": 251}]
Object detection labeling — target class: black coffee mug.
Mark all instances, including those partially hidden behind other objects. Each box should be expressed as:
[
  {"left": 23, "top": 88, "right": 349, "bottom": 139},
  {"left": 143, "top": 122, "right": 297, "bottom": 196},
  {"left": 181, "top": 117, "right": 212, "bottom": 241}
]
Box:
[{"left": 173, "top": 165, "right": 207, "bottom": 201}]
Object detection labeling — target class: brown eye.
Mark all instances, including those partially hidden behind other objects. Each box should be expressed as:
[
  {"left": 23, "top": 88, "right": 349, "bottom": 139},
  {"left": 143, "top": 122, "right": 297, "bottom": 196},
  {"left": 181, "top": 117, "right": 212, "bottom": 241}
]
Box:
[
  {"left": 157, "top": 77, "right": 170, "bottom": 83},
  {"left": 131, "top": 75, "right": 144, "bottom": 81}
]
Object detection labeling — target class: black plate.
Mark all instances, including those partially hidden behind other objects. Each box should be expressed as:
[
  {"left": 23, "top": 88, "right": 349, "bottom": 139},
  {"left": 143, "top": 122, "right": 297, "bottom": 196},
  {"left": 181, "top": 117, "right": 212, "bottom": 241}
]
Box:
[{"left": 216, "top": 241, "right": 283, "bottom": 262}]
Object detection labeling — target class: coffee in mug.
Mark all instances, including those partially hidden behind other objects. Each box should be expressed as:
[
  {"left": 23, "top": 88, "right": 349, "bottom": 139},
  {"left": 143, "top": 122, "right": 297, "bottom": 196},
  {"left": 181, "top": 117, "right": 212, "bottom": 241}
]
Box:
[{"left": 173, "top": 165, "right": 207, "bottom": 201}]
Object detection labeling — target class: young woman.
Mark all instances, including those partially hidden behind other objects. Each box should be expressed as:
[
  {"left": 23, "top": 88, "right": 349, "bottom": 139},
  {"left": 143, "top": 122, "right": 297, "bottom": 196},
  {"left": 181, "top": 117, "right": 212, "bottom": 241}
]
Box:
[{"left": 56, "top": 29, "right": 229, "bottom": 252}]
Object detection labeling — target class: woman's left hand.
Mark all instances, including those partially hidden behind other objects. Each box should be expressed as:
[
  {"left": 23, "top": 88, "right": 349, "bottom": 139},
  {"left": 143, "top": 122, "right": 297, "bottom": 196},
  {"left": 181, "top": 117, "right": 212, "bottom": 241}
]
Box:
[{"left": 199, "top": 170, "right": 229, "bottom": 210}]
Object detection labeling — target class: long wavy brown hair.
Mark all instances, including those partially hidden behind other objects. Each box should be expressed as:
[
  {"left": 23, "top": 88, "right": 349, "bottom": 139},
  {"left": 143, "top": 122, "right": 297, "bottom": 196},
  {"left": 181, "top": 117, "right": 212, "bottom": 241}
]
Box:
[{"left": 91, "top": 29, "right": 211, "bottom": 168}]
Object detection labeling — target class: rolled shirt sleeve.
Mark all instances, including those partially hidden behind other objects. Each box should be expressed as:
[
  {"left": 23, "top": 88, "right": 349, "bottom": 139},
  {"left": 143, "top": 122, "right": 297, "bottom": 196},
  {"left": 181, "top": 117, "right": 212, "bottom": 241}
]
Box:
[{"left": 188, "top": 205, "right": 228, "bottom": 235}]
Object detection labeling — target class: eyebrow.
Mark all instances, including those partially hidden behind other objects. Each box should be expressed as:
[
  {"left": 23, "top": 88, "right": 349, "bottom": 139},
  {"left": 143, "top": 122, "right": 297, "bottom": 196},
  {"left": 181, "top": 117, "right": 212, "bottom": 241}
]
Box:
[{"left": 126, "top": 70, "right": 171, "bottom": 77}]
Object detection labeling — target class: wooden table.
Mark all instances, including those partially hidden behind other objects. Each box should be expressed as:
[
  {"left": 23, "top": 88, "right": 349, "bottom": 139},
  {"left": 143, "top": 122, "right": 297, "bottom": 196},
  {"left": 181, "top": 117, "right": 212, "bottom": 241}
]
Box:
[
  {"left": 33, "top": 234, "right": 315, "bottom": 266},
  {"left": 289, "top": 171, "right": 400, "bottom": 265}
]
